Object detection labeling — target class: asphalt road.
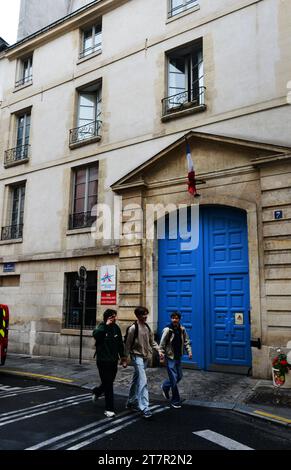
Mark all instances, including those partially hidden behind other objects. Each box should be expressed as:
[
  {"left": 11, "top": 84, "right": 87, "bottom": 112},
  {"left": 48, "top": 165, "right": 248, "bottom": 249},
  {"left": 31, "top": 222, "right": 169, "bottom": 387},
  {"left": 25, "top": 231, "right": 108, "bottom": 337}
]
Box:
[{"left": 0, "top": 374, "right": 291, "bottom": 458}]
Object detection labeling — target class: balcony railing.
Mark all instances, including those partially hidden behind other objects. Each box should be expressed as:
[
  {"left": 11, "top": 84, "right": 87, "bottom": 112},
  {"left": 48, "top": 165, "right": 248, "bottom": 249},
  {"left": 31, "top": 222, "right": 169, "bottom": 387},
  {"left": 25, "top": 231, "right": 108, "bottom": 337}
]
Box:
[
  {"left": 69, "top": 120, "right": 102, "bottom": 146},
  {"left": 15, "top": 75, "right": 33, "bottom": 88},
  {"left": 162, "top": 85, "right": 206, "bottom": 116},
  {"left": 79, "top": 42, "right": 102, "bottom": 59},
  {"left": 4, "top": 144, "right": 30, "bottom": 168},
  {"left": 1, "top": 224, "right": 23, "bottom": 241},
  {"left": 168, "top": 0, "right": 198, "bottom": 18},
  {"left": 69, "top": 212, "right": 97, "bottom": 230}
]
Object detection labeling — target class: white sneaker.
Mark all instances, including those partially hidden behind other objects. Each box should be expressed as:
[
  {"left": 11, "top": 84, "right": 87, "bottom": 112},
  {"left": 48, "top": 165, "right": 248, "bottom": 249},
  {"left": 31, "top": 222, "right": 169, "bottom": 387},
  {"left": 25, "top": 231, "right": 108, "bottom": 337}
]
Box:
[{"left": 104, "top": 410, "right": 116, "bottom": 418}]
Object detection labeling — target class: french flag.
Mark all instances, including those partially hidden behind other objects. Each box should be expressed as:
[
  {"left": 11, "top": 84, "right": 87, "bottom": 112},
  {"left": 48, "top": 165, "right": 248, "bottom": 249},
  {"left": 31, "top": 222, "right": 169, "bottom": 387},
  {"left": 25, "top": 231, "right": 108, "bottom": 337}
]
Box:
[{"left": 186, "top": 141, "right": 200, "bottom": 197}]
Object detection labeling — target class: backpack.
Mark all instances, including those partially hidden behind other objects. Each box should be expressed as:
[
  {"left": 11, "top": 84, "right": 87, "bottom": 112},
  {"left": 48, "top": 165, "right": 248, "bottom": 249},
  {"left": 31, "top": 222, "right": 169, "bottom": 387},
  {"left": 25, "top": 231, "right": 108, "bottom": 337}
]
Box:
[
  {"left": 124, "top": 321, "right": 151, "bottom": 349},
  {"left": 165, "top": 325, "right": 185, "bottom": 347}
]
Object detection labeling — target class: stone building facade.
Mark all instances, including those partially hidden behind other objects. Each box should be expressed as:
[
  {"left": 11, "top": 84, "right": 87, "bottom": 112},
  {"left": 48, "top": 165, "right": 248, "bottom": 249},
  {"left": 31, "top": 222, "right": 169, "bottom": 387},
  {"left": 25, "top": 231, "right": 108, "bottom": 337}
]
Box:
[{"left": 0, "top": 0, "right": 290, "bottom": 377}]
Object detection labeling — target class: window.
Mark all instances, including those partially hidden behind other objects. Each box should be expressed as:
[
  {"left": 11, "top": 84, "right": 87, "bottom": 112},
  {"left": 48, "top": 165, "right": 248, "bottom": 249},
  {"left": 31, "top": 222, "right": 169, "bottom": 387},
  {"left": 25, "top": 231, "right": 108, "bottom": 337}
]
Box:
[
  {"left": 16, "top": 112, "right": 31, "bottom": 152},
  {"left": 80, "top": 23, "right": 102, "bottom": 59},
  {"left": 64, "top": 271, "right": 97, "bottom": 330},
  {"left": 162, "top": 41, "right": 205, "bottom": 116},
  {"left": 1, "top": 183, "right": 26, "bottom": 241},
  {"left": 4, "top": 112, "right": 31, "bottom": 167},
  {"left": 168, "top": 0, "right": 199, "bottom": 18},
  {"left": 69, "top": 164, "right": 98, "bottom": 230},
  {"left": 16, "top": 56, "right": 33, "bottom": 87},
  {"left": 70, "top": 84, "right": 102, "bottom": 146}
]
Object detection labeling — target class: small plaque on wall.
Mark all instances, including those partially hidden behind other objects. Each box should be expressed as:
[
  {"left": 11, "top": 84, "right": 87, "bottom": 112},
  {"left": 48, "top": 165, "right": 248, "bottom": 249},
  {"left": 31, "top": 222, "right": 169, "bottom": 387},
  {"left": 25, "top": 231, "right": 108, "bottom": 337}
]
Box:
[
  {"left": 274, "top": 210, "right": 283, "bottom": 220},
  {"left": 101, "top": 291, "right": 117, "bottom": 305}
]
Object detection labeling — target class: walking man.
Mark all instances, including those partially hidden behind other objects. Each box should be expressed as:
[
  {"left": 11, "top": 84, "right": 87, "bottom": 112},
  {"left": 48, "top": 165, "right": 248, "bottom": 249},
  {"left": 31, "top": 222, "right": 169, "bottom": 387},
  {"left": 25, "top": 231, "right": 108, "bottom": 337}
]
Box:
[
  {"left": 125, "top": 306, "right": 163, "bottom": 418},
  {"left": 92, "top": 309, "right": 127, "bottom": 418},
  {"left": 159, "top": 311, "right": 192, "bottom": 408}
]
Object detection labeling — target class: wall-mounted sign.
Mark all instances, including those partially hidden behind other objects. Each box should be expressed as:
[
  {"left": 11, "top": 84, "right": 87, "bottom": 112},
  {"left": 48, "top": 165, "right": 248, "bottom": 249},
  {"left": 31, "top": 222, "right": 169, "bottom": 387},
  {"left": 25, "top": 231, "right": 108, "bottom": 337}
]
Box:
[
  {"left": 100, "top": 265, "right": 116, "bottom": 291},
  {"left": 101, "top": 291, "right": 117, "bottom": 305},
  {"left": 274, "top": 210, "right": 283, "bottom": 220},
  {"left": 3, "top": 263, "right": 15, "bottom": 273},
  {"left": 235, "top": 313, "right": 244, "bottom": 325}
]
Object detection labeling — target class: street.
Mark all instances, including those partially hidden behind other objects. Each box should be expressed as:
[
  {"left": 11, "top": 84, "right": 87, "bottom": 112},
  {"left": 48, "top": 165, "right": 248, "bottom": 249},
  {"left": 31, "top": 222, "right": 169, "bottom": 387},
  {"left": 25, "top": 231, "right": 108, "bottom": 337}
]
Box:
[{"left": 0, "top": 375, "right": 291, "bottom": 455}]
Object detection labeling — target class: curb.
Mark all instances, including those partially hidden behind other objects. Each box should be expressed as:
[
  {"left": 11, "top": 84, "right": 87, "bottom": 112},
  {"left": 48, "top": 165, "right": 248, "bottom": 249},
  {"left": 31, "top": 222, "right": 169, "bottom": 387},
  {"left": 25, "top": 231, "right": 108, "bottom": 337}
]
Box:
[
  {"left": 0, "top": 367, "right": 76, "bottom": 386},
  {"left": 184, "top": 399, "right": 291, "bottom": 428}
]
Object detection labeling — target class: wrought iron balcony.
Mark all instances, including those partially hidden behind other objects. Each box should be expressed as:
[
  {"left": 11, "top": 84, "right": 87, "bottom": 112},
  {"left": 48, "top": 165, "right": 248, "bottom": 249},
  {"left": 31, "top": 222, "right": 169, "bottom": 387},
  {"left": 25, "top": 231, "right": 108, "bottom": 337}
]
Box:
[
  {"left": 15, "top": 75, "right": 33, "bottom": 88},
  {"left": 4, "top": 144, "right": 30, "bottom": 168},
  {"left": 69, "top": 212, "right": 97, "bottom": 230},
  {"left": 168, "top": 0, "right": 198, "bottom": 18},
  {"left": 79, "top": 42, "right": 102, "bottom": 59},
  {"left": 162, "top": 85, "right": 206, "bottom": 116},
  {"left": 1, "top": 224, "right": 23, "bottom": 241},
  {"left": 69, "top": 120, "right": 102, "bottom": 147}
]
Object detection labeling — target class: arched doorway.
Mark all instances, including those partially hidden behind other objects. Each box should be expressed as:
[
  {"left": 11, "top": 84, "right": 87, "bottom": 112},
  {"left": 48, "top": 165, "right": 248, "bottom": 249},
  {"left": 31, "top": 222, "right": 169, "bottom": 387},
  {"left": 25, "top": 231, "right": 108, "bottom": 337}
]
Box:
[{"left": 158, "top": 205, "right": 252, "bottom": 372}]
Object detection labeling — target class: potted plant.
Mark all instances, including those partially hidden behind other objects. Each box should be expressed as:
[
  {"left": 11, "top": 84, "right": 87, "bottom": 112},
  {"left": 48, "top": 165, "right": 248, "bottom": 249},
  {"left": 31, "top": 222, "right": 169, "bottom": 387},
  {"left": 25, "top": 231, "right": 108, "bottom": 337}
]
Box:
[{"left": 272, "top": 353, "right": 290, "bottom": 387}]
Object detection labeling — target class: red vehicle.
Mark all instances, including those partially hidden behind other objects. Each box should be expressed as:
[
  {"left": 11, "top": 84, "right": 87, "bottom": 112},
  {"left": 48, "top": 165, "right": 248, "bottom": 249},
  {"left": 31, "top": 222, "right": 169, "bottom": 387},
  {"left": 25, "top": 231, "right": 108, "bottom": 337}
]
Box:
[{"left": 0, "top": 305, "right": 9, "bottom": 366}]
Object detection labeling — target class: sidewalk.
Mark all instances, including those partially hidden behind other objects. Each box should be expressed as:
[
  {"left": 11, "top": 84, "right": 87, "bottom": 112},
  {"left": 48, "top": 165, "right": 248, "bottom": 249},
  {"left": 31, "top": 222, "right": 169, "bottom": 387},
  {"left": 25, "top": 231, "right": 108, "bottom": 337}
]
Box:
[{"left": 1, "top": 353, "right": 291, "bottom": 427}]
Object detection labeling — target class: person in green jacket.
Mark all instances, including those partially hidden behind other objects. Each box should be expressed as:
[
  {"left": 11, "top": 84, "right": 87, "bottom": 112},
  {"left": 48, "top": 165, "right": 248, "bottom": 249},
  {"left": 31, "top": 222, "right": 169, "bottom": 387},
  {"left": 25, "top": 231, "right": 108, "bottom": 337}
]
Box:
[{"left": 92, "top": 309, "right": 127, "bottom": 418}]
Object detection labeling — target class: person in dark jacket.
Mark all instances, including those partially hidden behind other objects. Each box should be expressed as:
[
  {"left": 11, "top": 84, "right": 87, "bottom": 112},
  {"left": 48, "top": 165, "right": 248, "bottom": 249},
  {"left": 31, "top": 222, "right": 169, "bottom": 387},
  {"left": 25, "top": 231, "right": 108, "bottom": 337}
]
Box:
[
  {"left": 92, "top": 309, "right": 127, "bottom": 418},
  {"left": 159, "top": 311, "right": 192, "bottom": 408}
]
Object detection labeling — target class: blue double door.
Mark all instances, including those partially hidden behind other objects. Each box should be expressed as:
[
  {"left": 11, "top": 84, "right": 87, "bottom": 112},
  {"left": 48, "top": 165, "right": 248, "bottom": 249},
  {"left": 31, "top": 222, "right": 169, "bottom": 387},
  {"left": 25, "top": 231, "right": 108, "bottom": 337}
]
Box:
[{"left": 158, "top": 206, "right": 252, "bottom": 370}]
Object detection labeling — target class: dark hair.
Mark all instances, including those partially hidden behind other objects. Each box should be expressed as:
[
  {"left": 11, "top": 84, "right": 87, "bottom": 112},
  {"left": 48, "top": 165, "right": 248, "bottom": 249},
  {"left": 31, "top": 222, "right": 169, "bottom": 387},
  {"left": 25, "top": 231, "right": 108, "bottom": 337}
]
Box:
[
  {"left": 171, "top": 311, "right": 181, "bottom": 319},
  {"left": 103, "top": 309, "right": 117, "bottom": 322},
  {"left": 134, "top": 306, "right": 149, "bottom": 317}
]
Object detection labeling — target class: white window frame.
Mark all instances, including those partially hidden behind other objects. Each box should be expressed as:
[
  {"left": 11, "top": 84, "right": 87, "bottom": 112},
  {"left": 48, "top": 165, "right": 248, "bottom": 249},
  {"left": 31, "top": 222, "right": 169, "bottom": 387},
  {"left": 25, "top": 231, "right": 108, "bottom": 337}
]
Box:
[
  {"left": 168, "top": 0, "right": 199, "bottom": 18},
  {"left": 80, "top": 23, "right": 102, "bottom": 59},
  {"left": 10, "top": 184, "right": 26, "bottom": 229},
  {"left": 166, "top": 45, "right": 204, "bottom": 110},
  {"left": 16, "top": 112, "right": 31, "bottom": 148},
  {"left": 16, "top": 55, "right": 33, "bottom": 87},
  {"left": 75, "top": 84, "right": 102, "bottom": 142}
]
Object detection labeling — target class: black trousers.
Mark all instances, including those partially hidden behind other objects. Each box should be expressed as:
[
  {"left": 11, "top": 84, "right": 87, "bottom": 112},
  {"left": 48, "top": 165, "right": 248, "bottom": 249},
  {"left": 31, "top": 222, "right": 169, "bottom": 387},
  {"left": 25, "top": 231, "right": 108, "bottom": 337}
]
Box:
[{"left": 93, "top": 361, "right": 118, "bottom": 412}]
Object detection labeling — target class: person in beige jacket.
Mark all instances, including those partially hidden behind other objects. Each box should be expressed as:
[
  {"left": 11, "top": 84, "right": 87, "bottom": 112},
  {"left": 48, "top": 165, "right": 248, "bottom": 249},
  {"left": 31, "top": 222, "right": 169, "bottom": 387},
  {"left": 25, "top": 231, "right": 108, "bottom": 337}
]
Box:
[
  {"left": 159, "top": 311, "right": 192, "bottom": 408},
  {"left": 125, "top": 306, "right": 163, "bottom": 418}
]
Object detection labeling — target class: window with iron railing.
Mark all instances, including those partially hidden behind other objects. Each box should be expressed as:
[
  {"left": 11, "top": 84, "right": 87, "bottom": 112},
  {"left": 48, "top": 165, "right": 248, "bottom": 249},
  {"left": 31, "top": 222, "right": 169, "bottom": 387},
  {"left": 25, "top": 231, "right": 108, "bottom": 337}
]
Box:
[
  {"left": 168, "top": 0, "right": 199, "bottom": 18},
  {"left": 69, "top": 85, "right": 102, "bottom": 146},
  {"left": 69, "top": 165, "right": 99, "bottom": 230},
  {"left": 4, "top": 112, "right": 31, "bottom": 167},
  {"left": 1, "top": 184, "right": 26, "bottom": 241},
  {"left": 15, "top": 56, "right": 33, "bottom": 88},
  {"left": 162, "top": 42, "right": 205, "bottom": 116}
]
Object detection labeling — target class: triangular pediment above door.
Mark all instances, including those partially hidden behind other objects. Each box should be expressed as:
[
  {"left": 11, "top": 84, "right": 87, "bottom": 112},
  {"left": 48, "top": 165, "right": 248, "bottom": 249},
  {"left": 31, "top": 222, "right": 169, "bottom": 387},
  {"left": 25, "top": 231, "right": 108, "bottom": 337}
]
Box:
[{"left": 111, "top": 131, "right": 291, "bottom": 193}]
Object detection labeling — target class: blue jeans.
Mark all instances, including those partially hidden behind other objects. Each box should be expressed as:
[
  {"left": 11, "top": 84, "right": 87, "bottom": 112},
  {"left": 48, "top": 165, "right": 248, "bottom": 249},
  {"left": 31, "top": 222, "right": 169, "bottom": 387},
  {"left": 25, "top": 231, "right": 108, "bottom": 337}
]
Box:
[
  {"left": 127, "top": 355, "right": 149, "bottom": 412},
  {"left": 162, "top": 358, "right": 183, "bottom": 405}
]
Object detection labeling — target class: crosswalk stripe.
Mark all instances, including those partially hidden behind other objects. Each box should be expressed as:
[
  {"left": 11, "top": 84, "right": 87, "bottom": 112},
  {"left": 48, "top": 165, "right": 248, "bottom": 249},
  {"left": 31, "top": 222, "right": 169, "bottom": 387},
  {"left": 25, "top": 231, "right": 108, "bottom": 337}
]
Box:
[
  {"left": 0, "top": 386, "right": 55, "bottom": 399},
  {"left": 193, "top": 430, "right": 254, "bottom": 450},
  {"left": 67, "top": 406, "right": 168, "bottom": 450},
  {"left": 66, "top": 405, "right": 166, "bottom": 450},
  {"left": 27, "top": 405, "right": 167, "bottom": 450},
  {"left": 27, "top": 410, "right": 137, "bottom": 450},
  {"left": 0, "top": 393, "right": 91, "bottom": 426},
  {"left": 0, "top": 393, "right": 90, "bottom": 418}
]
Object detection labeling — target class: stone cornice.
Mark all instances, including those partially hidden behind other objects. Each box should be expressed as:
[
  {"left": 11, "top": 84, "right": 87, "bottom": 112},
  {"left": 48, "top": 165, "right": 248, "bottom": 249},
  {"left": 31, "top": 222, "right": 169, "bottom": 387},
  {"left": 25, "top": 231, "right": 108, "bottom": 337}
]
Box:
[
  {"left": 0, "top": 245, "right": 119, "bottom": 264},
  {"left": 251, "top": 153, "right": 291, "bottom": 167}
]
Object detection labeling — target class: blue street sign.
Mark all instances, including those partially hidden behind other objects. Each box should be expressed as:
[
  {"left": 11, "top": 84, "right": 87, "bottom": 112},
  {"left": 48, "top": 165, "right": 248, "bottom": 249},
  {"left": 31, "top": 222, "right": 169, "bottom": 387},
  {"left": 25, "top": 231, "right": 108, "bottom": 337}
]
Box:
[{"left": 3, "top": 263, "right": 15, "bottom": 273}]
